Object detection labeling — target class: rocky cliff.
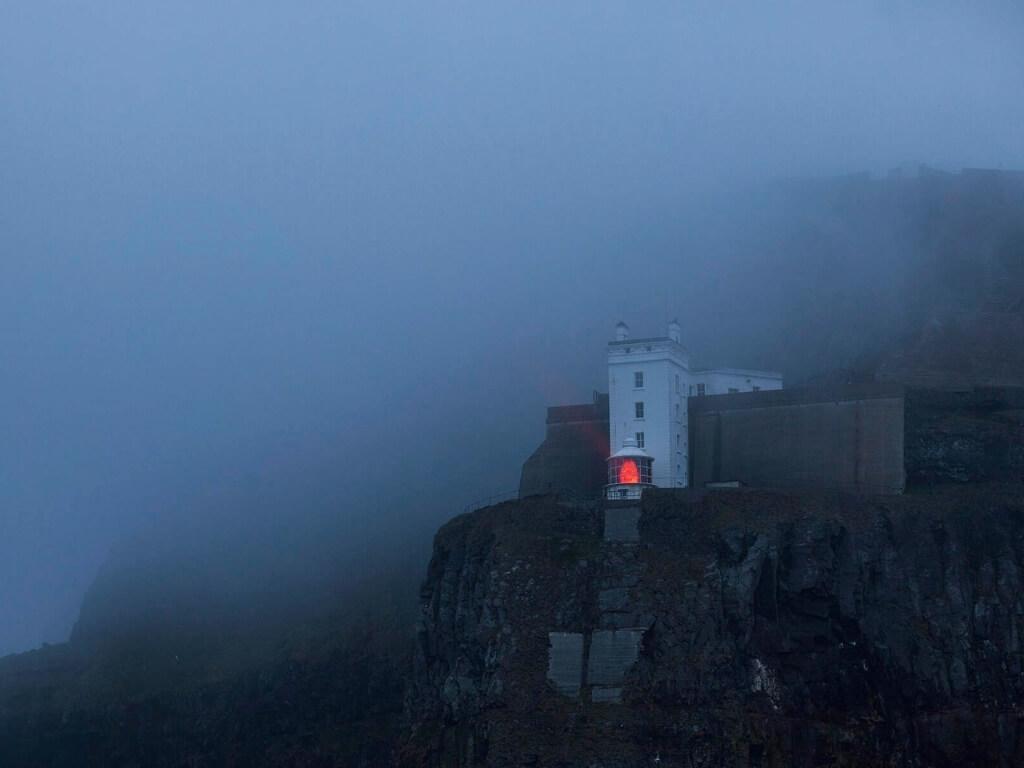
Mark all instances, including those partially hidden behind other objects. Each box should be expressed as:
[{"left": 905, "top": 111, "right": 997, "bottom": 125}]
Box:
[
  {"left": 0, "top": 573, "right": 416, "bottom": 768},
  {"left": 905, "top": 387, "right": 1024, "bottom": 486},
  {"left": 7, "top": 485, "right": 1024, "bottom": 766},
  {"left": 402, "top": 486, "right": 1024, "bottom": 767},
  {"left": 0, "top": 624, "right": 407, "bottom": 768}
]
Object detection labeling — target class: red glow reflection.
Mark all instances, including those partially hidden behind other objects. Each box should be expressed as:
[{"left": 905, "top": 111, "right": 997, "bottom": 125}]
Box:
[{"left": 619, "top": 459, "right": 639, "bottom": 484}]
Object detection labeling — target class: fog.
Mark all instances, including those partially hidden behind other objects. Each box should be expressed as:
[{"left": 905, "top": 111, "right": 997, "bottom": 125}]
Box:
[{"left": 2, "top": 2, "right": 1023, "bottom": 656}]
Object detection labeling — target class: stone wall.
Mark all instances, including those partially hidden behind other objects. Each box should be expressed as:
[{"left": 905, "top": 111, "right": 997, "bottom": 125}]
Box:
[
  {"left": 689, "top": 384, "right": 906, "bottom": 494},
  {"left": 519, "top": 393, "right": 609, "bottom": 499},
  {"left": 525, "top": 384, "right": 1024, "bottom": 499}
]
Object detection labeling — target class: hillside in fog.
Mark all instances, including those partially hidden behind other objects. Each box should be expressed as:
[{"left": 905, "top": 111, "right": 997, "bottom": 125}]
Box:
[
  {"left": 4, "top": 167, "right": 1024, "bottom": 767},
  {"left": 4, "top": 3, "right": 1024, "bottom": 765}
]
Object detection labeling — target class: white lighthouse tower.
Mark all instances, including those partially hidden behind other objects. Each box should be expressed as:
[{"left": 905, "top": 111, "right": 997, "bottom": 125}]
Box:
[
  {"left": 607, "top": 320, "right": 783, "bottom": 491},
  {"left": 607, "top": 320, "right": 691, "bottom": 488}
]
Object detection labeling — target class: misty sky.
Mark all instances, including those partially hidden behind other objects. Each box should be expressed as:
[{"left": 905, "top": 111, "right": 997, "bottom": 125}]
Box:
[{"left": 2, "top": 2, "right": 1023, "bottom": 656}]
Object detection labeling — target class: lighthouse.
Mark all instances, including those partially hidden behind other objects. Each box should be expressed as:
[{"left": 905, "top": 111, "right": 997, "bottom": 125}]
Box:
[
  {"left": 605, "top": 437, "right": 654, "bottom": 500},
  {"left": 607, "top": 320, "right": 783, "bottom": 489}
]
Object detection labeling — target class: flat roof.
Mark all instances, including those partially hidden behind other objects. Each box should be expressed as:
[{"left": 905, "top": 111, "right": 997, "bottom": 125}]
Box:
[
  {"left": 691, "top": 367, "right": 784, "bottom": 379},
  {"left": 547, "top": 406, "right": 608, "bottom": 425},
  {"left": 687, "top": 383, "right": 906, "bottom": 413},
  {"left": 608, "top": 336, "right": 685, "bottom": 348}
]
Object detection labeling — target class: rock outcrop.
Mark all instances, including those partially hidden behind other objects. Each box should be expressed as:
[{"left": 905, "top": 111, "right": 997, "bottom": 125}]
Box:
[
  {"left": 905, "top": 387, "right": 1024, "bottom": 486},
  {"left": 402, "top": 485, "right": 1024, "bottom": 767}
]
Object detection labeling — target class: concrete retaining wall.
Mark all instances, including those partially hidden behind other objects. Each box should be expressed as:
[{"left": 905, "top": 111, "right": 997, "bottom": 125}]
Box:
[{"left": 689, "top": 384, "right": 906, "bottom": 494}]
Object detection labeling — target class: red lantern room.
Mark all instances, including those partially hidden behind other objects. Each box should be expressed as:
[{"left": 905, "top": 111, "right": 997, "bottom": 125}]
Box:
[{"left": 605, "top": 437, "right": 654, "bottom": 500}]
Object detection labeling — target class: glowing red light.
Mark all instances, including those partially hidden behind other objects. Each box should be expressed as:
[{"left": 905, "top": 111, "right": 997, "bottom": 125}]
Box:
[{"left": 619, "top": 459, "right": 640, "bottom": 484}]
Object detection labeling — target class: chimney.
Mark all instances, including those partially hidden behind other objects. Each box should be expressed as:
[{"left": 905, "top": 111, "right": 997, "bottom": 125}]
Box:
[
  {"left": 667, "top": 318, "right": 681, "bottom": 344},
  {"left": 615, "top": 321, "right": 630, "bottom": 341}
]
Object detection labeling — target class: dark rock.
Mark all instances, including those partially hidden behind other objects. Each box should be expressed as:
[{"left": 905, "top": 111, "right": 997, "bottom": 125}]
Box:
[
  {"left": 402, "top": 485, "right": 1024, "bottom": 767},
  {"left": 905, "top": 387, "right": 1024, "bottom": 485}
]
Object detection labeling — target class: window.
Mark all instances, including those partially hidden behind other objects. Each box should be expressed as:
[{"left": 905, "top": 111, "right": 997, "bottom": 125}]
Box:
[
  {"left": 634, "top": 371, "right": 644, "bottom": 388},
  {"left": 675, "top": 374, "right": 680, "bottom": 393},
  {"left": 728, "top": 387, "right": 739, "bottom": 394},
  {"left": 753, "top": 385, "right": 761, "bottom": 392},
  {"left": 696, "top": 383, "right": 706, "bottom": 396},
  {"left": 675, "top": 403, "right": 680, "bottom": 418},
  {"left": 635, "top": 431, "right": 645, "bottom": 448},
  {"left": 634, "top": 401, "right": 644, "bottom": 419},
  {"left": 689, "top": 385, "right": 694, "bottom": 396},
  {"left": 676, "top": 433, "right": 681, "bottom": 447}
]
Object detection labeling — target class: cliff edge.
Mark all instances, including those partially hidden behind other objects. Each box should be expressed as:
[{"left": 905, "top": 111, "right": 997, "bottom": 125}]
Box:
[{"left": 402, "top": 486, "right": 1024, "bottom": 767}]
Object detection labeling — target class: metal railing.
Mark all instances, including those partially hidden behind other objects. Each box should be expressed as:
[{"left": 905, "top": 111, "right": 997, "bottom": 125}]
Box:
[
  {"left": 461, "top": 486, "right": 619, "bottom": 513},
  {"left": 461, "top": 489, "right": 521, "bottom": 514},
  {"left": 462, "top": 469, "right": 701, "bottom": 514}
]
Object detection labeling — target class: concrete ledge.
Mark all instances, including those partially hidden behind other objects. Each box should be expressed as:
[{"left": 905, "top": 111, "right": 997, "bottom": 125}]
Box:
[
  {"left": 587, "top": 629, "right": 645, "bottom": 687},
  {"left": 546, "top": 632, "right": 584, "bottom": 698},
  {"left": 604, "top": 507, "right": 641, "bottom": 542},
  {"left": 591, "top": 686, "right": 623, "bottom": 703}
]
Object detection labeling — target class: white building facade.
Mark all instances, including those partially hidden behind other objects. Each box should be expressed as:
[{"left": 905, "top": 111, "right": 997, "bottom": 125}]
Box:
[{"left": 607, "top": 321, "right": 782, "bottom": 489}]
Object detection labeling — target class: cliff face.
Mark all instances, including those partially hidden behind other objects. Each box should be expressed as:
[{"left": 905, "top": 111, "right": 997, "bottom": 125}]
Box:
[
  {"left": 0, "top": 621, "right": 409, "bottom": 768},
  {"left": 905, "top": 387, "right": 1024, "bottom": 486},
  {"left": 0, "top": 561, "right": 418, "bottom": 768},
  {"left": 7, "top": 485, "right": 1024, "bottom": 766},
  {"left": 403, "top": 486, "right": 1024, "bottom": 767}
]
